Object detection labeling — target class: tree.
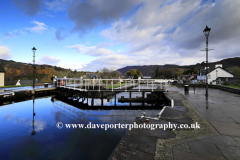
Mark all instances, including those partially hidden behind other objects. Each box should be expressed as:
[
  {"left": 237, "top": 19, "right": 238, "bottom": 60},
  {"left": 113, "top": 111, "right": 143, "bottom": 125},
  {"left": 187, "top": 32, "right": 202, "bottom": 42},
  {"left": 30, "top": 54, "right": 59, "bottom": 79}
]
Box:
[
  {"left": 100, "top": 68, "right": 111, "bottom": 79},
  {"left": 48, "top": 68, "right": 55, "bottom": 81},
  {"left": 154, "top": 66, "right": 161, "bottom": 78},
  {"left": 111, "top": 70, "right": 122, "bottom": 78},
  {"left": 182, "top": 67, "right": 197, "bottom": 75},
  {"left": 228, "top": 66, "right": 240, "bottom": 77},
  {"left": 133, "top": 74, "right": 138, "bottom": 79},
  {"left": 164, "top": 70, "right": 173, "bottom": 78},
  {"left": 125, "top": 69, "right": 143, "bottom": 78},
  {"left": 74, "top": 69, "right": 77, "bottom": 75}
]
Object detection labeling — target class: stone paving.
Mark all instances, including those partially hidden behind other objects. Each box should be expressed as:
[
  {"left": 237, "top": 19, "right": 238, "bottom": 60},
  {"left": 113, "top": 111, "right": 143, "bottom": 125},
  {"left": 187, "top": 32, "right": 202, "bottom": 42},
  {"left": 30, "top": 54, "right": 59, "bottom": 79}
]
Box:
[
  {"left": 0, "top": 85, "right": 54, "bottom": 91},
  {"left": 159, "top": 86, "right": 240, "bottom": 160},
  {"left": 109, "top": 88, "right": 213, "bottom": 160}
]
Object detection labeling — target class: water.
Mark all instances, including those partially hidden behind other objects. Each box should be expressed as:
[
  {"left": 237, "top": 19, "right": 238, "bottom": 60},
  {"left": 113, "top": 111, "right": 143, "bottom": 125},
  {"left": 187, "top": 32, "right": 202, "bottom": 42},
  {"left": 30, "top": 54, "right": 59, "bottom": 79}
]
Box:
[{"left": 0, "top": 88, "right": 164, "bottom": 160}]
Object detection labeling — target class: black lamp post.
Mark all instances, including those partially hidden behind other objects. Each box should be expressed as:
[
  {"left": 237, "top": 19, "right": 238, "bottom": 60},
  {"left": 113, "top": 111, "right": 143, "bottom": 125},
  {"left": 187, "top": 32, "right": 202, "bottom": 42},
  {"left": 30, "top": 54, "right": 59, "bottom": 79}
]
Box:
[
  {"left": 203, "top": 26, "right": 211, "bottom": 98},
  {"left": 32, "top": 47, "right": 37, "bottom": 88}
]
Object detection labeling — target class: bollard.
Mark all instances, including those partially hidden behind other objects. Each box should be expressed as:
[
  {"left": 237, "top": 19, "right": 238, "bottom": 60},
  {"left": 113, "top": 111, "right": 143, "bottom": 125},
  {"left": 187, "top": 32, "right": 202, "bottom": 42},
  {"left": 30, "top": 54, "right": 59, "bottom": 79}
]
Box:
[
  {"left": 44, "top": 83, "right": 48, "bottom": 88},
  {"left": 184, "top": 85, "right": 189, "bottom": 93}
]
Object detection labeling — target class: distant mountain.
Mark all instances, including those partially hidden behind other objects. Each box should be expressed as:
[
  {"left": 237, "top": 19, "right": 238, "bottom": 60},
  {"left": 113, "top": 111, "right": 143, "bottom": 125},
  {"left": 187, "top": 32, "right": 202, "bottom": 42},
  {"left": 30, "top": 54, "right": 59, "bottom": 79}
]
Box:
[
  {"left": 118, "top": 64, "right": 179, "bottom": 76},
  {"left": 117, "top": 57, "right": 240, "bottom": 76}
]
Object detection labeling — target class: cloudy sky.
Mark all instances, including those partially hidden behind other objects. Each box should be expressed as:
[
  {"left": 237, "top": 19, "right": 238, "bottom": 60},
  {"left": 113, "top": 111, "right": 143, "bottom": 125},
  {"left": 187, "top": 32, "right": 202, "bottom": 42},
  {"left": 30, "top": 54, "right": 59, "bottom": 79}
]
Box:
[{"left": 0, "top": 0, "right": 239, "bottom": 71}]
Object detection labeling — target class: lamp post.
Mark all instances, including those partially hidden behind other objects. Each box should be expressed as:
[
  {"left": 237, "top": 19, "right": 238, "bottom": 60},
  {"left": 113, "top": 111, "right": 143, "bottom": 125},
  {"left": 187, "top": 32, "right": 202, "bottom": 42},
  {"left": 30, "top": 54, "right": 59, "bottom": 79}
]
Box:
[
  {"left": 32, "top": 47, "right": 37, "bottom": 88},
  {"left": 203, "top": 26, "right": 211, "bottom": 98}
]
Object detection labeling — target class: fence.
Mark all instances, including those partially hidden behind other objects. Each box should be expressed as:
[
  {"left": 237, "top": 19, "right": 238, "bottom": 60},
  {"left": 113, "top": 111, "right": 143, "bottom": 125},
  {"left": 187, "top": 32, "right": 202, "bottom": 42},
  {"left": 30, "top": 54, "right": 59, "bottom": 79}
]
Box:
[{"left": 54, "top": 78, "right": 171, "bottom": 92}]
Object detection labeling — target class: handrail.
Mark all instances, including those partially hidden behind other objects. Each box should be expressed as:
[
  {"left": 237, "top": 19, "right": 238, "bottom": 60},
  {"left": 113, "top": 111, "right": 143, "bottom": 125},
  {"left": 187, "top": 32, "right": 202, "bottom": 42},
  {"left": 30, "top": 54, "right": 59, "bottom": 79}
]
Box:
[{"left": 54, "top": 78, "right": 171, "bottom": 92}]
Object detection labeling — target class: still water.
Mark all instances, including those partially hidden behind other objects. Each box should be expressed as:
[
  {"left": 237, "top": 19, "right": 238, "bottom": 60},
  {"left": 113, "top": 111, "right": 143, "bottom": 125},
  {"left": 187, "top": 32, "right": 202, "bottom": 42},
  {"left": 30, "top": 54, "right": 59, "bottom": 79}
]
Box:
[{"left": 0, "top": 91, "right": 163, "bottom": 160}]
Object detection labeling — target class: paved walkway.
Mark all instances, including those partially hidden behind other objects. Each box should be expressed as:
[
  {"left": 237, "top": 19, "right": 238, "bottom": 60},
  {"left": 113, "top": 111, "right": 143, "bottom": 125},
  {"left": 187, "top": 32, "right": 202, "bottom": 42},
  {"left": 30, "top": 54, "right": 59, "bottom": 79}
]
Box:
[
  {"left": 163, "top": 86, "right": 240, "bottom": 160},
  {"left": 0, "top": 84, "right": 54, "bottom": 92}
]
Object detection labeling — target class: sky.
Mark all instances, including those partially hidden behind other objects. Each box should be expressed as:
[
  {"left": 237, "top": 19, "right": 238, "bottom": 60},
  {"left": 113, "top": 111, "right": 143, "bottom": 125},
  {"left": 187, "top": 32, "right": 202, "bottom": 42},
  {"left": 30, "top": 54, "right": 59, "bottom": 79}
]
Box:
[{"left": 0, "top": 0, "right": 239, "bottom": 72}]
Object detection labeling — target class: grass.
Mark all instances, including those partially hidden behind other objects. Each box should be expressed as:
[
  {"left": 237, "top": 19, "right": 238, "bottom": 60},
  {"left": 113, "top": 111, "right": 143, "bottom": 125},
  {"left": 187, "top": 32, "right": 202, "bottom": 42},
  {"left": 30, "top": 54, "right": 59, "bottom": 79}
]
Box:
[
  {"left": 106, "top": 83, "right": 127, "bottom": 89},
  {"left": 222, "top": 85, "right": 240, "bottom": 89}
]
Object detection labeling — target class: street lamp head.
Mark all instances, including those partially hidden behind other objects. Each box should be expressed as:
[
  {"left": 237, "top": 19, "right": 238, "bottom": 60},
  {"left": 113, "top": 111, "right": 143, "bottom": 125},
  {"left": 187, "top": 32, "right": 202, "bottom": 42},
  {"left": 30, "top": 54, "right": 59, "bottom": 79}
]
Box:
[
  {"left": 32, "top": 47, "right": 37, "bottom": 52},
  {"left": 203, "top": 25, "right": 211, "bottom": 37}
]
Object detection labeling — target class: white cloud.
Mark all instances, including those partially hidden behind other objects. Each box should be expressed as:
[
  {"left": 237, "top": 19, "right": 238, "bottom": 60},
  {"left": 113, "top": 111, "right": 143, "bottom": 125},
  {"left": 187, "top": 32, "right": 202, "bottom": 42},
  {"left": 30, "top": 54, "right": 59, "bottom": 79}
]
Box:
[
  {"left": 26, "top": 20, "right": 48, "bottom": 33},
  {"left": 81, "top": 49, "right": 206, "bottom": 72},
  {"left": 5, "top": 20, "right": 48, "bottom": 38},
  {"left": 39, "top": 11, "right": 55, "bottom": 17},
  {"left": 28, "top": 119, "right": 46, "bottom": 132},
  {"left": 94, "top": 0, "right": 240, "bottom": 71},
  {"left": 0, "top": 46, "right": 12, "bottom": 59},
  {"left": 4, "top": 32, "right": 15, "bottom": 38},
  {"left": 38, "top": 55, "right": 61, "bottom": 65},
  {"left": 45, "top": 0, "right": 72, "bottom": 12},
  {"left": 66, "top": 44, "right": 113, "bottom": 56},
  {"left": 81, "top": 53, "right": 141, "bottom": 71}
]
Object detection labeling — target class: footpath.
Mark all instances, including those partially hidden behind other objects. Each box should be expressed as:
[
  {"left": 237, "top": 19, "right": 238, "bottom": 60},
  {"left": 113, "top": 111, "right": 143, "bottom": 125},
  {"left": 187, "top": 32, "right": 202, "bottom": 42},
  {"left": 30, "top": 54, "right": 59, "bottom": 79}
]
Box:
[
  {"left": 109, "top": 86, "right": 240, "bottom": 160},
  {"left": 159, "top": 86, "right": 240, "bottom": 160}
]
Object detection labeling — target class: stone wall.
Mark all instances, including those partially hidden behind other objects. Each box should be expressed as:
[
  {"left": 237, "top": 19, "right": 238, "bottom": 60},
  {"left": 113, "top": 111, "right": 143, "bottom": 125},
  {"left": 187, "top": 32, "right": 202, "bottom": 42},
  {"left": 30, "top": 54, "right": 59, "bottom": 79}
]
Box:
[{"left": 176, "top": 83, "right": 240, "bottom": 94}]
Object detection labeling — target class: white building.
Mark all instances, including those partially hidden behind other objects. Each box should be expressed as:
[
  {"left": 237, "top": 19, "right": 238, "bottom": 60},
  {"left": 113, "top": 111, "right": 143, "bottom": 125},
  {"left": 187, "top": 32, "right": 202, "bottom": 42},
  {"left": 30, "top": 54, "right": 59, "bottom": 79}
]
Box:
[
  {"left": 197, "top": 64, "right": 234, "bottom": 84},
  {"left": 0, "top": 64, "right": 6, "bottom": 86}
]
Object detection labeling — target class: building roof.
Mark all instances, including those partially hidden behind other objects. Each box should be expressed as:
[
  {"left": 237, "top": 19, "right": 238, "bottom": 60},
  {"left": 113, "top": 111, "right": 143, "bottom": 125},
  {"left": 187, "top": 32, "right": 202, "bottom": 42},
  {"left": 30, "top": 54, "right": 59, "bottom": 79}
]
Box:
[
  {"left": 86, "top": 73, "right": 101, "bottom": 79},
  {"left": 208, "top": 67, "right": 234, "bottom": 75},
  {"left": 199, "top": 67, "right": 215, "bottom": 75},
  {"left": 199, "top": 67, "right": 234, "bottom": 76},
  {"left": 0, "top": 64, "right": 6, "bottom": 73},
  {"left": 82, "top": 75, "right": 89, "bottom": 79}
]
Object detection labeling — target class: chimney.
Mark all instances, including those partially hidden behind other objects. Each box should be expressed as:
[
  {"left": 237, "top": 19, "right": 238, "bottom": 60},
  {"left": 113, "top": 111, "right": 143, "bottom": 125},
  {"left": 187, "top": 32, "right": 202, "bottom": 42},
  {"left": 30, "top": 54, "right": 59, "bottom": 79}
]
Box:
[{"left": 215, "top": 63, "right": 222, "bottom": 68}]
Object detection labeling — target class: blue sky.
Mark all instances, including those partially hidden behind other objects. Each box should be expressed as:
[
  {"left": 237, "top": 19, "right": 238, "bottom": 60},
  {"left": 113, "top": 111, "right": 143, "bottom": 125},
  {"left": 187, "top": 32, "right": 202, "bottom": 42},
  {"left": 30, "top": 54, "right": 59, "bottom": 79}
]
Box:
[{"left": 0, "top": 0, "right": 239, "bottom": 72}]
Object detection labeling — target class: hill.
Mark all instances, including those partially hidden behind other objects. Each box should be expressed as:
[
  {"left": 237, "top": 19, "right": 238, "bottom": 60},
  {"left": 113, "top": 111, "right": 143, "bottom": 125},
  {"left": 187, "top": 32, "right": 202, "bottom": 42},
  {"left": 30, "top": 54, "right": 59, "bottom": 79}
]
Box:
[
  {"left": 117, "top": 57, "right": 240, "bottom": 76},
  {"left": 0, "top": 59, "right": 85, "bottom": 85}
]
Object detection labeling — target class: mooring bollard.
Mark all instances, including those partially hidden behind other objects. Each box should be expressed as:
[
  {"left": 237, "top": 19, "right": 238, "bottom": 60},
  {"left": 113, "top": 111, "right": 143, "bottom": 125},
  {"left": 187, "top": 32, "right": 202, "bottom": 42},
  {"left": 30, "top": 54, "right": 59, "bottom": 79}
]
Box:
[
  {"left": 184, "top": 85, "right": 189, "bottom": 93},
  {"left": 44, "top": 83, "right": 48, "bottom": 88}
]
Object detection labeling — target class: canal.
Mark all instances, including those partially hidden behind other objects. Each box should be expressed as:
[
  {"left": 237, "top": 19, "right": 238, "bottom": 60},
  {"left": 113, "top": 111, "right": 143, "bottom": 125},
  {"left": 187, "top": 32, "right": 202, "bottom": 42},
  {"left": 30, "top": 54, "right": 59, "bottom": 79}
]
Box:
[{"left": 0, "top": 86, "right": 164, "bottom": 160}]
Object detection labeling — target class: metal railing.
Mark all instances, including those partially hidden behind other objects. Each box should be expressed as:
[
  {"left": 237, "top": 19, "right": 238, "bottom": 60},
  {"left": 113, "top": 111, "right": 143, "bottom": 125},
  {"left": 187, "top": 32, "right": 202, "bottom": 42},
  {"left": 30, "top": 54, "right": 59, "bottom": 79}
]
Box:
[{"left": 54, "top": 78, "right": 172, "bottom": 92}]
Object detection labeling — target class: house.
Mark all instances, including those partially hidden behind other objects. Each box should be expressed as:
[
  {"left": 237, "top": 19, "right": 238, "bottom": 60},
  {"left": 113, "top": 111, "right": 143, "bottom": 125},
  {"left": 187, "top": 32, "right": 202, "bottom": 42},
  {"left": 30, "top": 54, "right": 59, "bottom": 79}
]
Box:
[
  {"left": 82, "top": 75, "right": 90, "bottom": 79},
  {"left": 0, "top": 64, "right": 6, "bottom": 86},
  {"left": 142, "top": 76, "right": 152, "bottom": 79},
  {"left": 197, "top": 64, "right": 234, "bottom": 84},
  {"left": 85, "top": 73, "right": 101, "bottom": 84},
  {"left": 86, "top": 73, "right": 101, "bottom": 79},
  {"left": 179, "top": 74, "right": 197, "bottom": 83}
]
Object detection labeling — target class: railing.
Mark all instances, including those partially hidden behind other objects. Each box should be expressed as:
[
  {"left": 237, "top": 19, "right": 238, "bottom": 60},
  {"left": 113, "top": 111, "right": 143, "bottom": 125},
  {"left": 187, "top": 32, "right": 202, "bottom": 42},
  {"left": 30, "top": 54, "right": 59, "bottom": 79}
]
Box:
[{"left": 54, "top": 78, "right": 171, "bottom": 92}]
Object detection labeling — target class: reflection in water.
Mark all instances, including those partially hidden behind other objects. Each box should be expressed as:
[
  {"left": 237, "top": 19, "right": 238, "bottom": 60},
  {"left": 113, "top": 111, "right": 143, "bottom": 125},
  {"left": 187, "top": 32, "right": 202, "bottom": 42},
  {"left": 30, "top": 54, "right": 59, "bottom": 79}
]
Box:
[
  {"left": 0, "top": 89, "right": 164, "bottom": 160},
  {"left": 206, "top": 95, "right": 209, "bottom": 109},
  {"left": 31, "top": 99, "right": 36, "bottom": 136},
  {"left": 53, "top": 99, "right": 162, "bottom": 123}
]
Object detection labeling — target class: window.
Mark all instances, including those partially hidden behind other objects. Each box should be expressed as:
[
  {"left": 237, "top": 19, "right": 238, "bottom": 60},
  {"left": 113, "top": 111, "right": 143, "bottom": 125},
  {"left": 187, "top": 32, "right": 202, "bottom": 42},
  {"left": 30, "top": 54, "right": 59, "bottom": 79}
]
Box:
[{"left": 207, "top": 74, "right": 211, "bottom": 79}]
